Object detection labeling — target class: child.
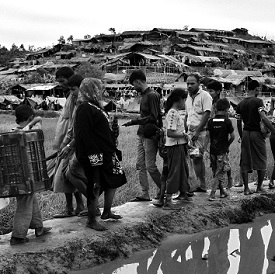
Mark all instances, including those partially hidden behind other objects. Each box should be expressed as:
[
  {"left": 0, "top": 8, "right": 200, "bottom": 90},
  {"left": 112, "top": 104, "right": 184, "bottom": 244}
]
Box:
[
  {"left": 205, "top": 99, "right": 235, "bottom": 201},
  {"left": 10, "top": 105, "right": 51, "bottom": 245},
  {"left": 207, "top": 80, "right": 234, "bottom": 189},
  {"left": 163, "top": 88, "right": 191, "bottom": 209}
]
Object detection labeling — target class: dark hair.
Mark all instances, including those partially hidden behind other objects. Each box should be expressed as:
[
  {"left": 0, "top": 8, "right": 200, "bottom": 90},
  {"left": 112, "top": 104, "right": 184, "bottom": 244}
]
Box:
[
  {"left": 165, "top": 88, "right": 188, "bottom": 113},
  {"left": 67, "top": 74, "right": 84, "bottom": 88},
  {"left": 187, "top": 73, "right": 201, "bottom": 83},
  {"left": 248, "top": 80, "right": 260, "bottom": 91},
  {"left": 216, "top": 98, "right": 230, "bottom": 111},
  {"left": 55, "top": 66, "right": 74, "bottom": 80},
  {"left": 207, "top": 80, "right": 222, "bottom": 92},
  {"left": 15, "top": 105, "right": 35, "bottom": 124},
  {"left": 129, "top": 70, "right": 146, "bottom": 85}
]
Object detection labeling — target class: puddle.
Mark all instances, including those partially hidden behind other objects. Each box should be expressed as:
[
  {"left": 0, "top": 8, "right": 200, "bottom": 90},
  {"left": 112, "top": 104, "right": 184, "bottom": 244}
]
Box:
[{"left": 70, "top": 214, "right": 275, "bottom": 274}]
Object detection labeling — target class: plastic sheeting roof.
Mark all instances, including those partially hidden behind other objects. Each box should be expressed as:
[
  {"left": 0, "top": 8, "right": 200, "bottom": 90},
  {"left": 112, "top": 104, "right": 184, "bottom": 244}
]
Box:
[
  {"left": 26, "top": 84, "right": 58, "bottom": 91},
  {"left": 103, "top": 73, "right": 127, "bottom": 82},
  {"left": 0, "top": 95, "right": 21, "bottom": 104}
]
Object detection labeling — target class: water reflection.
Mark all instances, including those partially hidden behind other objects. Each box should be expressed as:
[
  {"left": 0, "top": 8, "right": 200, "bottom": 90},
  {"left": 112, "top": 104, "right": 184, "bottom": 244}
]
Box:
[{"left": 72, "top": 217, "right": 275, "bottom": 274}]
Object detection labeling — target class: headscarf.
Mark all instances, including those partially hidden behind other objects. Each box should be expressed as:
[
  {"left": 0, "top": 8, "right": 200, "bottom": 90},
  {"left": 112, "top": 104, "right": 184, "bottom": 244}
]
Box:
[{"left": 77, "top": 78, "right": 103, "bottom": 107}]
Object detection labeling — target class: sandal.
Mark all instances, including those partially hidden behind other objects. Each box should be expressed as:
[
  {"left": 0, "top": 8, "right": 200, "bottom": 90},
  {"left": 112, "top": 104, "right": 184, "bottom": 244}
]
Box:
[{"left": 35, "top": 227, "right": 52, "bottom": 237}]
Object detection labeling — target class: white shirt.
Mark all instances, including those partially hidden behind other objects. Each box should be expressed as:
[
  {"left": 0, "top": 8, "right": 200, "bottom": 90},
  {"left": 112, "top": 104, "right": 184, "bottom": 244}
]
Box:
[
  {"left": 165, "top": 108, "right": 187, "bottom": 146},
  {"left": 185, "top": 88, "right": 212, "bottom": 128}
]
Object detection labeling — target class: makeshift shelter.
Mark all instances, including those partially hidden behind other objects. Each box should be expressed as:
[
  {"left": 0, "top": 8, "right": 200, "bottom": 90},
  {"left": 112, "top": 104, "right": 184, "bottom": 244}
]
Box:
[
  {"left": 103, "top": 73, "right": 127, "bottom": 83},
  {"left": 23, "top": 97, "right": 43, "bottom": 109},
  {"left": 0, "top": 95, "right": 21, "bottom": 109}
]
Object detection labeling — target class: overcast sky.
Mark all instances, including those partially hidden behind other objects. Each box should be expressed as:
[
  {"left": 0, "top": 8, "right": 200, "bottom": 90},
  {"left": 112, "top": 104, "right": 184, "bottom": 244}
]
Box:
[{"left": 1, "top": 0, "right": 274, "bottom": 49}]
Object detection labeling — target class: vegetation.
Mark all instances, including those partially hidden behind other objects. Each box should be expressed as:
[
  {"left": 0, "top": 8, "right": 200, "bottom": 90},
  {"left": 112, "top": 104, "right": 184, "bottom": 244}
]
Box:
[{"left": 75, "top": 62, "right": 104, "bottom": 79}]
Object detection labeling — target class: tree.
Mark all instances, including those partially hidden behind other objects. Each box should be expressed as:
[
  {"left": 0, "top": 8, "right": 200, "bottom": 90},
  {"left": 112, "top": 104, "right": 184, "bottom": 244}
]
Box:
[
  {"left": 19, "top": 44, "right": 25, "bottom": 51},
  {"left": 28, "top": 45, "right": 35, "bottom": 52},
  {"left": 58, "top": 35, "right": 65, "bottom": 44},
  {"left": 10, "top": 43, "right": 19, "bottom": 52},
  {"left": 183, "top": 25, "right": 189, "bottom": 31},
  {"left": 75, "top": 62, "right": 104, "bottom": 79},
  {"left": 67, "top": 35, "right": 74, "bottom": 44},
  {"left": 266, "top": 47, "right": 274, "bottom": 56},
  {"left": 108, "top": 28, "right": 116, "bottom": 34}
]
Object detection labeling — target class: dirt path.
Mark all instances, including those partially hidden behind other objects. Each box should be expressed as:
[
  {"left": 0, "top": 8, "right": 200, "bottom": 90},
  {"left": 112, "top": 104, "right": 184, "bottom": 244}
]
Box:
[{"left": 1, "top": 181, "right": 275, "bottom": 274}]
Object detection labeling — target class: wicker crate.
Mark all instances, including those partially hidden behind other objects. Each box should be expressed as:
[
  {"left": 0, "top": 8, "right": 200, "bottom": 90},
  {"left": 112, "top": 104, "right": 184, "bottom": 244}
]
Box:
[{"left": 0, "top": 129, "right": 51, "bottom": 197}]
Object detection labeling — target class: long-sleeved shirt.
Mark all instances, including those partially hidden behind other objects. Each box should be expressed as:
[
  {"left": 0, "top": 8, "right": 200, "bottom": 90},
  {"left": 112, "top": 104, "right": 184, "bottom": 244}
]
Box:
[{"left": 130, "top": 88, "right": 162, "bottom": 136}]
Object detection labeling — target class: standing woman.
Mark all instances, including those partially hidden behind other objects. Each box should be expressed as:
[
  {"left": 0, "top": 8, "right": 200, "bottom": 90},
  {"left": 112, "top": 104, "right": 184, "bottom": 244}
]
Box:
[
  {"left": 74, "top": 78, "right": 126, "bottom": 231},
  {"left": 164, "top": 88, "right": 191, "bottom": 209},
  {"left": 269, "top": 98, "right": 275, "bottom": 189}
]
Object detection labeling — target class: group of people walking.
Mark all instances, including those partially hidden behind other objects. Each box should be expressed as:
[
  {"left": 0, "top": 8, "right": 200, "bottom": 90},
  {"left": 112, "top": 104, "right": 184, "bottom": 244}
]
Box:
[
  {"left": 124, "top": 70, "right": 275, "bottom": 208},
  {"left": 6, "top": 67, "right": 275, "bottom": 245}
]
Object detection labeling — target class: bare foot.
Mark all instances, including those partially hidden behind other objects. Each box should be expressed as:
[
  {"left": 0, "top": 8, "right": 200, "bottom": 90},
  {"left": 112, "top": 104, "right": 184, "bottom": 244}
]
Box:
[
  {"left": 101, "top": 212, "right": 122, "bottom": 220},
  {"left": 86, "top": 220, "right": 107, "bottom": 231}
]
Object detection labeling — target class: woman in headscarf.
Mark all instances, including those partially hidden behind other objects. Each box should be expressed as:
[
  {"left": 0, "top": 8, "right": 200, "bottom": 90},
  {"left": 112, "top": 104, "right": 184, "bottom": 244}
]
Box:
[{"left": 74, "top": 78, "right": 126, "bottom": 231}]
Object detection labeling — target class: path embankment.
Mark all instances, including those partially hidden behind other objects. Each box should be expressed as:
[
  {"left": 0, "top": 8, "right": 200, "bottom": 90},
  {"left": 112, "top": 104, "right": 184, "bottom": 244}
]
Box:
[{"left": 1, "top": 181, "right": 275, "bottom": 274}]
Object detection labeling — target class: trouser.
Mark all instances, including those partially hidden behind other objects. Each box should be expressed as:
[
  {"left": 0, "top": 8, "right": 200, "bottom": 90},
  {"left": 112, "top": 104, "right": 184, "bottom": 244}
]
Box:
[
  {"left": 270, "top": 133, "right": 275, "bottom": 180},
  {"left": 136, "top": 135, "right": 161, "bottom": 192},
  {"left": 12, "top": 194, "right": 43, "bottom": 239}
]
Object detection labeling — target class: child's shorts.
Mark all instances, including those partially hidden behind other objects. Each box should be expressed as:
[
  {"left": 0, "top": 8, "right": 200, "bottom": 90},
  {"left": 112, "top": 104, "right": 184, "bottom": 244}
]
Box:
[{"left": 210, "top": 153, "right": 231, "bottom": 177}]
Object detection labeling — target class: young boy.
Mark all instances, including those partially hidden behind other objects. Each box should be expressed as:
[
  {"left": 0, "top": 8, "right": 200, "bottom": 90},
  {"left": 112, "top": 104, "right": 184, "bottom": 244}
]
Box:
[
  {"left": 11, "top": 105, "right": 51, "bottom": 245},
  {"left": 207, "top": 80, "right": 235, "bottom": 189},
  {"left": 205, "top": 99, "right": 235, "bottom": 201}
]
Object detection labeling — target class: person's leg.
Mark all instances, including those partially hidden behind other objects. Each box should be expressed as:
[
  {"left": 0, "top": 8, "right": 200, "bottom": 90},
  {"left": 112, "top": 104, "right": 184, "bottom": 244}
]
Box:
[
  {"left": 226, "top": 169, "right": 233, "bottom": 189},
  {"left": 65, "top": 193, "right": 74, "bottom": 213},
  {"left": 74, "top": 191, "right": 85, "bottom": 214},
  {"left": 235, "top": 167, "right": 244, "bottom": 187},
  {"left": 193, "top": 157, "right": 207, "bottom": 191},
  {"left": 84, "top": 166, "right": 106, "bottom": 231},
  {"left": 209, "top": 155, "right": 218, "bottom": 200},
  {"left": 136, "top": 136, "right": 150, "bottom": 199},
  {"left": 101, "top": 188, "right": 122, "bottom": 220},
  {"left": 242, "top": 170, "right": 252, "bottom": 195},
  {"left": 11, "top": 195, "right": 34, "bottom": 242},
  {"left": 153, "top": 157, "right": 168, "bottom": 207},
  {"left": 29, "top": 194, "right": 52, "bottom": 237},
  {"left": 256, "top": 169, "right": 266, "bottom": 192},
  {"left": 144, "top": 137, "right": 161, "bottom": 190},
  {"left": 269, "top": 133, "right": 275, "bottom": 188}
]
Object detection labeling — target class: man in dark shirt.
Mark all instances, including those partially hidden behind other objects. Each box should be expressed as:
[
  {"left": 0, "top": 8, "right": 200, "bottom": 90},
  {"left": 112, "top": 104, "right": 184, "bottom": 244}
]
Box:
[
  {"left": 236, "top": 80, "right": 275, "bottom": 195},
  {"left": 123, "top": 70, "right": 162, "bottom": 201}
]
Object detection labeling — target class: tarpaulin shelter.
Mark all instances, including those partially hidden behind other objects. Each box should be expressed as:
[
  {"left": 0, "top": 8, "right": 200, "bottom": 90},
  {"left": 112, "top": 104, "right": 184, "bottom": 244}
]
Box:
[
  {"left": 0, "top": 95, "right": 21, "bottom": 109},
  {"left": 23, "top": 97, "right": 43, "bottom": 109},
  {"left": 103, "top": 73, "right": 127, "bottom": 82}
]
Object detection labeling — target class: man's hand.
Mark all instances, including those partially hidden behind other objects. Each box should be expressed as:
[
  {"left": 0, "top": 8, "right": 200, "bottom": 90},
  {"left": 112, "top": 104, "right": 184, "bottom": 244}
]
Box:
[
  {"left": 59, "top": 145, "right": 71, "bottom": 159},
  {"left": 122, "top": 121, "right": 132, "bottom": 127}
]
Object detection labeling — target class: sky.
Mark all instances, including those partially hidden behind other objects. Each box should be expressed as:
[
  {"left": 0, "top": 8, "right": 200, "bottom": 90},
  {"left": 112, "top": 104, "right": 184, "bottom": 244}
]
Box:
[{"left": 1, "top": 0, "right": 275, "bottom": 50}]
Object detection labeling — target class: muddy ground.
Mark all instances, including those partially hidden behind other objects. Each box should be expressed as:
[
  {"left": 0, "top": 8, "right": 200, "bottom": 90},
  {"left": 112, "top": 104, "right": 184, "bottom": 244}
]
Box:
[{"left": 1, "top": 181, "right": 275, "bottom": 274}]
